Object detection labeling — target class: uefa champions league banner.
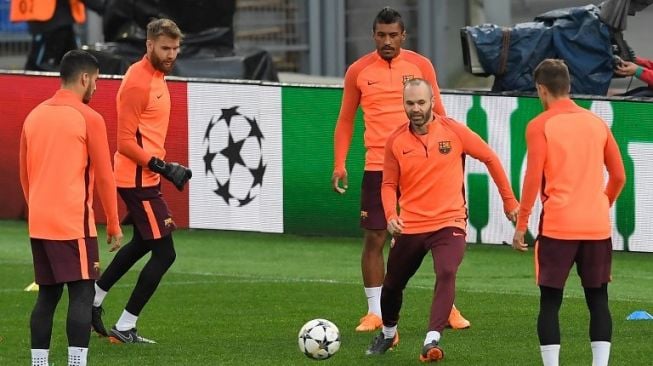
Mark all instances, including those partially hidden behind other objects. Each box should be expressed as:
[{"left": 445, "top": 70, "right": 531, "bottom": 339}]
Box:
[
  {"left": 187, "top": 83, "right": 283, "bottom": 233},
  {"left": 1, "top": 73, "right": 653, "bottom": 252}
]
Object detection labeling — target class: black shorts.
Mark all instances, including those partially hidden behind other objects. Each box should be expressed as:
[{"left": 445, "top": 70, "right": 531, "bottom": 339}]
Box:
[
  {"left": 360, "top": 171, "right": 387, "bottom": 230},
  {"left": 118, "top": 186, "right": 176, "bottom": 240},
  {"left": 31, "top": 237, "right": 99, "bottom": 285},
  {"left": 535, "top": 236, "right": 612, "bottom": 289}
]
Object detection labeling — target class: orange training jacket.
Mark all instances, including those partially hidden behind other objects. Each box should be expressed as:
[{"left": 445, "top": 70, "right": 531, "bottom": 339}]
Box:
[
  {"left": 19, "top": 89, "right": 120, "bottom": 240},
  {"left": 334, "top": 49, "right": 446, "bottom": 173},
  {"left": 114, "top": 56, "right": 171, "bottom": 188},
  {"left": 516, "top": 98, "right": 626, "bottom": 239},
  {"left": 382, "top": 116, "right": 518, "bottom": 234}
]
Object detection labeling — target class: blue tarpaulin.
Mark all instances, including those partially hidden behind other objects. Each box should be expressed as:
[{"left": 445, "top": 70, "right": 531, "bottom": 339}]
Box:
[{"left": 464, "top": 5, "right": 613, "bottom": 95}]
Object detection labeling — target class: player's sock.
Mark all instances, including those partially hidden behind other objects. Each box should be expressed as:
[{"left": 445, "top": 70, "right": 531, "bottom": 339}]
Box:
[
  {"left": 31, "top": 349, "right": 48, "bottom": 366},
  {"left": 68, "top": 346, "right": 88, "bottom": 366},
  {"left": 364, "top": 286, "right": 382, "bottom": 317},
  {"left": 590, "top": 341, "right": 610, "bottom": 366},
  {"left": 382, "top": 325, "right": 397, "bottom": 339},
  {"left": 424, "top": 330, "right": 441, "bottom": 345},
  {"left": 115, "top": 310, "right": 138, "bottom": 331},
  {"left": 93, "top": 282, "right": 107, "bottom": 307},
  {"left": 539, "top": 344, "right": 560, "bottom": 366}
]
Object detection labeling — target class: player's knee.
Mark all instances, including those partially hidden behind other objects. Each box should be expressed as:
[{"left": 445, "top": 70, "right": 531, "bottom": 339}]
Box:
[{"left": 436, "top": 266, "right": 458, "bottom": 282}]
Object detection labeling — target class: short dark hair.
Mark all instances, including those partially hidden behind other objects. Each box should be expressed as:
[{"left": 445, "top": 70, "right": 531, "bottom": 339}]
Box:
[
  {"left": 147, "top": 18, "right": 184, "bottom": 40},
  {"left": 373, "top": 7, "right": 404, "bottom": 32},
  {"left": 533, "top": 59, "right": 570, "bottom": 96},
  {"left": 59, "top": 50, "right": 99, "bottom": 84}
]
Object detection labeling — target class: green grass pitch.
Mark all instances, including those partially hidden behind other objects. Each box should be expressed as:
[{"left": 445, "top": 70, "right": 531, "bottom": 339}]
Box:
[{"left": 0, "top": 220, "right": 651, "bottom": 365}]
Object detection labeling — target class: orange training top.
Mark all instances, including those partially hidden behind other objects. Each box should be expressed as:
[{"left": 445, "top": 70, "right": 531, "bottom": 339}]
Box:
[
  {"left": 114, "top": 56, "right": 171, "bottom": 188},
  {"left": 516, "top": 98, "right": 626, "bottom": 239},
  {"left": 19, "top": 89, "right": 121, "bottom": 240},
  {"left": 382, "top": 116, "right": 519, "bottom": 234},
  {"left": 334, "top": 49, "right": 447, "bottom": 172}
]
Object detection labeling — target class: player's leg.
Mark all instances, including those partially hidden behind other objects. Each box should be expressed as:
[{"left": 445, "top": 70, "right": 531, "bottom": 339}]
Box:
[
  {"left": 578, "top": 239, "right": 613, "bottom": 366},
  {"left": 109, "top": 234, "right": 175, "bottom": 344},
  {"left": 366, "top": 233, "right": 428, "bottom": 355},
  {"left": 357, "top": 171, "right": 387, "bottom": 331},
  {"left": 66, "top": 279, "right": 94, "bottom": 366},
  {"left": 30, "top": 283, "right": 64, "bottom": 366},
  {"left": 535, "top": 237, "right": 577, "bottom": 366},
  {"left": 420, "top": 228, "right": 465, "bottom": 362}
]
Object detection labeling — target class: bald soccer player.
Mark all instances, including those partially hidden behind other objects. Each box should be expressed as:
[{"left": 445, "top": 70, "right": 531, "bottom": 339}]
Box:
[
  {"left": 366, "top": 78, "right": 519, "bottom": 362},
  {"left": 91, "top": 18, "right": 191, "bottom": 344},
  {"left": 20, "top": 49, "right": 123, "bottom": 366},
  {"left": 332, "top": 6, "right": 469, "bottom": 333},
  {"left": 512, "top": 59, "right": 625, "bottom": 366}
]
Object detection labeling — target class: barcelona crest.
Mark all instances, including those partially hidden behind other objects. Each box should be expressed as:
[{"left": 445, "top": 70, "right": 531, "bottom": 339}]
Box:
[
  {"left": 438, "top": 141, "right": 452, "bottom": 154},
  {"left": 402, "top": 74, "right": 415, "bottom": 84}
]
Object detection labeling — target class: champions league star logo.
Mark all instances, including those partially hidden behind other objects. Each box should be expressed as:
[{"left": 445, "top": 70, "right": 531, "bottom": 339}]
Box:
[{"left": 202, "top": 106, "right": 266, "bottom": 206}]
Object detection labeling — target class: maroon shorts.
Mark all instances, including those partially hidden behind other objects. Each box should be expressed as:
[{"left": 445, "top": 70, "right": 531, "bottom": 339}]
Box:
[
  {"left": 360, "top": 171, "right": 386, "bottom": 230},
  {"left": 535, "top": 236, "right": 612, "bottom": 289},
  {"left": 31, "top": 237, "right": 100, "bottom": 285},
  {"left": 118, "top": 186, "right": 176, "bottom": 240}
]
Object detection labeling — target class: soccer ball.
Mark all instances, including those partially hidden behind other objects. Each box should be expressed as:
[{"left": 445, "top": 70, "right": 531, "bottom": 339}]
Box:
[{"left": 297, "top": 319, "right": 341, "bottom": 360}]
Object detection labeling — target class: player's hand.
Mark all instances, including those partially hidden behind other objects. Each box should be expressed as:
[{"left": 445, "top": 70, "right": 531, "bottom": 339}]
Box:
[
  {"left": 331, "top": 168, "right": 348, "bottom": 194},
  {"left": 149, "top": 157, "right": 192, "bottom": 191},
  {"left": 107, "top": 231, "right": 123, "bottom": 252},
  {"left": 512, "top": 230, "right": 527, "bottom": 252},
  {"left": 505, "top": 206, "right": 519, "bottom": 223},
  {"left": 387, "top": 217, "right": 404, "bottom": 237}
]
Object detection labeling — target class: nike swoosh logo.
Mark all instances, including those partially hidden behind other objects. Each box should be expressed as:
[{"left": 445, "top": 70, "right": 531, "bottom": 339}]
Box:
[
  {"left": 156, "top": 94, "right": 163, "bottom": 99},
  {"left": 453, "top": 232, "right": 464, "bottom": 237},
  {"left": 402, "top": 149, "right": 413, "bottom": 155},
  {"left": 367, "top": 81, "right": 379, "bottom": 85}
]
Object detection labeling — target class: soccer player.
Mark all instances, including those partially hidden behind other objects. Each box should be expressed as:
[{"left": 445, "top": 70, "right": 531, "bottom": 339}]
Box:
[
  {"left": 366, "top": 78, "right": 519, "bottom": 361},
  {"left": 90, "top": 18, "right": 191, "bottom": 344},
  {"left": 19, "top": 49, "right": 123, "bottom": 366},
  {"left": 512, "top": 59, "right": 626, "bottom": 366},
  {"left": 332, "top": 6, "right": 470, "bottom": 332}
]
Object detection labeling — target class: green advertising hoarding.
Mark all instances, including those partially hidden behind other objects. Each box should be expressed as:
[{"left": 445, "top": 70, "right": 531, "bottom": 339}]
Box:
[{"left": 282, "top": 86, "right": 653, "bottom": 252}]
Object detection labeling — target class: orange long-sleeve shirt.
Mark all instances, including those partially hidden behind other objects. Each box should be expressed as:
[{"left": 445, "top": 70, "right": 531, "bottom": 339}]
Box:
[
  {"left": 516, "top": 98, "right": 626, "bottom": 239},
  {"left": 114, "top": 56, "right": 171, "bottom": 188},
  {"left": 19, "top": 89, "right": 121, "bottom": 240},
  {"left": 334, "top": 49, "right": 446, "bottom": 173},
  {"left": 382, "top": 116, "right": 518, "bottom": 234}
]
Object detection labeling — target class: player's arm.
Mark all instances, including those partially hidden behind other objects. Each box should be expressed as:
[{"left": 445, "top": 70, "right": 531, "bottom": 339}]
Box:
[
  {"left": 87, "top": 113, "right": 123, "bottom": 251},
  {"left": 332, "top": 66, "right": 361, "bottom": 194},
  {"left": 116, "top": 85, "right": 151, "bottom": 166},
  {"left": 635, "top": 56, "right": 653, "bottom": 70},
  {"left": 603, "top": 128, "right": 626, "bottom": 206},
  {"left": 19, "top": 128, "right": 29, "bottom": 203},
  {"left": 516, "top": 120, "right": 546, "bottom": 232},
  {"left": 381, "top": 133, "right": 403, "bottom": 235},
  {"left": 418, "top": 58, "right": 447, "bottom": 116},
  {"left": 447, "top": 119, "right": 518, "bottom": 215}
]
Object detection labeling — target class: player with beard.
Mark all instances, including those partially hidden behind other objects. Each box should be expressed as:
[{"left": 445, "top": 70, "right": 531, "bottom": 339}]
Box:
[
  {"left": 332, "top": 6, "right": 470, "bottom": 333},
  {"left": 20, "top": 50, "right": 122, "bottom": 366},
  {"left": 90, "top": 18, "right": 191, "bottom": 344},
  {"left": 366, "top": 79, "right": 519, "bottom": 361}
]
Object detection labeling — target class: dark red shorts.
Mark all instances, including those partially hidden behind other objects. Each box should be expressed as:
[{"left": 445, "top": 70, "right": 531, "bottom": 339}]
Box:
[
  {"left": 535, "top": 236, "right": 612, "bottom": 289},
  {"left": 360, "top": 171, "right": 386, "bottom": 230},
  {"left": 31, "top": 237, "right": 100, "bottom": 285},
  {"left": 118, "top": 186, "right": 176, "bottom": 240}
]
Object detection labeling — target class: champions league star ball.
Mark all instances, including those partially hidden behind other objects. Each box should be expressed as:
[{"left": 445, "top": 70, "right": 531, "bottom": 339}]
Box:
[
  {"left": 297, "top": 319, "right": 341, "bottom": 360},
  {"left": 202, "top": 106, "right": 267, "bottom": 206}
]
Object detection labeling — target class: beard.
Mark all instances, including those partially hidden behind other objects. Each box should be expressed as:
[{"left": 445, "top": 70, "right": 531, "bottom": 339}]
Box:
[
  {"left": 150, "top": 52, "right": 175, "bottom": 74},
  {"left": 82, "top": 84, "right": 94, "bottom": 104},
  {"left": 409, "top": 108, "right": 432, "bottom": 127}
]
